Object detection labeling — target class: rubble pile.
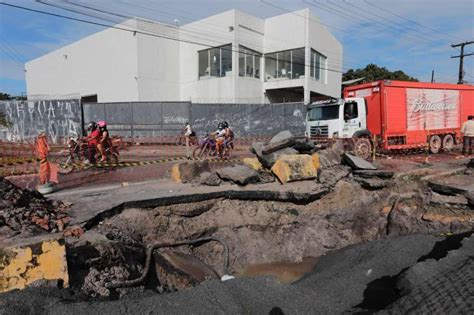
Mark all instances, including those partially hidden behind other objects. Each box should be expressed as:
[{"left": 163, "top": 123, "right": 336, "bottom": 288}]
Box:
[{"left": 0, "top": 177, "right": 71, "bottom": 237}]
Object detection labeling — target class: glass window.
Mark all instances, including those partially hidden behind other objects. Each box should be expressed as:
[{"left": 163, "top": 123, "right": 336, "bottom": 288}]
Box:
[
  {"left": 255, "top": 55, "right": 261, "bottom": 78},
  {"left": 279, "top": 50, "right": 291, "bottom": 79},
  {"left": 210, "top": 47, "right": 220, "bottom": 77},
  {"left": 311, "top": 49, "right": 327, "bottom": 82},
  {"left": 344, "top": 101, "right": 358, "bottom": 120},
  {"left": 199, "top": 50, "right": 209, "bottom": 78},
  {"left": 264, "top": 47, "right": 305, "bottom": 81},
  {"left": 239, "top": 46, "right": 261, "bottom": 79},
  {"left": 292, "top": 48, "right": 305, "bottom": 79},
  {"left": 239, "top": 47, "right": 245, "bottom": 77},
  {"left": 221, "top": 45, "right": 232, "bottom": 77},
  {"left": 265, "top": 52, "right": 277, "bottom": 80},
  {"left": 308, "top": 105, "right": 339, "bottom": 121},
  {"left": 198, "top": 44, "right": 232, "bottom": 79}
]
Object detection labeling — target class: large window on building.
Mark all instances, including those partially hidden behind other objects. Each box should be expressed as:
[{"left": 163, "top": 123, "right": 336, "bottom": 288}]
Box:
[
  {"left": 264, "top": 48, "right": 305, "bottom": 81},
  {"left": 310, "top": 49, "right": 327, "bottom": 83},
  {"left": 198, "top": 44, "right": 232, "bottom": 79},
  {"left": 239, "top": 46, "right": 261, "bottom": 79}
]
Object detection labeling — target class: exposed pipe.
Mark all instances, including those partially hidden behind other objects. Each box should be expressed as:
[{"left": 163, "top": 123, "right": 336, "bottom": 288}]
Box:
[{"left": 106, "top": 236, "right": 229, "bottom": 289}]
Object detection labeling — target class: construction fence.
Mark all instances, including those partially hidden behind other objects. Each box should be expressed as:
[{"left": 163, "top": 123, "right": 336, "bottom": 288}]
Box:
[
  {"left": 0, "top": 99, "right": 306, "bottom": 144},
  {"left": 83, "top": 101, "right": 307, "bottom": 140}
]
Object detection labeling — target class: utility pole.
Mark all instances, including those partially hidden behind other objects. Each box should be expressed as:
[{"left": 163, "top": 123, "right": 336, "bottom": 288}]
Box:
[
  {"left": 431, "top": 70, "right": 435, "bottom": 83},
  {"left": 451, "top": 41, "right": 474, "bottom": 84}
]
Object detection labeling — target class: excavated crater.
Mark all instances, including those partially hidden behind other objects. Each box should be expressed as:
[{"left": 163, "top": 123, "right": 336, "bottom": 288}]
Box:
[{"left": 64, "top": 177, "right": 474, "bottom": 299}]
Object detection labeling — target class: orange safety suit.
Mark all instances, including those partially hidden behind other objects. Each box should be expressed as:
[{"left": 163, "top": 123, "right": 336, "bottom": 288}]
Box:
[{"left": 37, "top": 134, "right": 50, "bottom": 185}]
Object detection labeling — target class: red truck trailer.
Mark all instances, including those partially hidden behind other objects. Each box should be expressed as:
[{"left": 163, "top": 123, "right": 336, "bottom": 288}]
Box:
[{"left": 341, "top": 80, "right": 474, "bottom": 154}]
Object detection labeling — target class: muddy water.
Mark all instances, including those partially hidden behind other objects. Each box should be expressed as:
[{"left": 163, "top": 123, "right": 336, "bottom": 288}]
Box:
[{"left": 238, "top": 257, "right": 318, "bottom": 283}]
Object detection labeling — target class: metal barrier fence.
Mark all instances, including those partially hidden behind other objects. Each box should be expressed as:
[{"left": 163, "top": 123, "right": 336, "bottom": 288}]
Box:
[{"left": 83, "top": 101, "right": 307, "bottom": 139}]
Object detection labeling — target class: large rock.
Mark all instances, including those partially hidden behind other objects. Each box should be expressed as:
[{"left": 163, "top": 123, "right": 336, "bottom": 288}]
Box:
[
  {"left": 217, "top": 165, "right": 259, "bottom": 185},
  {"left": 467, "top": 158, "right": 474, "bottom": 168},
  {"left": 269, "top": 130, "right": 293, "bottom": 144},
  {"left": 0, "top": 238, "right": 69, "bottom": 293},
  {"left": 466, "top": 192, "right": 474, "bottom": 209},
  {"left": 262, "top": 138, "right": 296, "bottom": 155},
  {"left": 171, "top": 160, "right": 210, "bottom": 183},
  {"left": 292, "top": 139, "right": 316, "bottom": 153},
  {"left": 318, "top": 148, "right": 343, "bottom": 168},
  {"left": 242, "top": 158, "right": 263, "bottom": 171},
  {"left": 354, "top": 177, "right": 393, "bottom": 190},
  {"left": 311, "top": 153, "right": 320, "bottom": 170},
  {"left": 250, "top": 142, "right": 265, "bottom": 155},
  {"left": 259, "top": 147, "right": 299, "bottom": 169},
  {"left": 353, "top": 170, "right": 394, "bottom": 179},
  {"left": 271, "top": 154, "right": 318, "bottom": 184},
  {"left": 198, "top": 172, "right": 222, "bottom": 186},
  {"left": 342, "top": 153, "right": 377, "bottom": 170},
  {"left": 318, "top": 165, "right": 351, "bottom": 188}
]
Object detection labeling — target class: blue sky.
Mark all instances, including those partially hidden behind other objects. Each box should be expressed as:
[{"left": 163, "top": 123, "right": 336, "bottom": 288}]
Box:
[{"left": 0, "top": 0, "right": 473, "bottom": 96}]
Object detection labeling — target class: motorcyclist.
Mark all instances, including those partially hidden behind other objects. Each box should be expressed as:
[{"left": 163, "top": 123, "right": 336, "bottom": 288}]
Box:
[
  {"left": 215, "top": 122, "right": 226, "bottom": 157},
  {"left": 223, "top": 121, "right": 234, "bottom": 150},
  {"left": 97, "top": 120, "right": 114, "bottom": 162},
  {"left": 86, "top": 121, "right": 106, "bottom": 163}
]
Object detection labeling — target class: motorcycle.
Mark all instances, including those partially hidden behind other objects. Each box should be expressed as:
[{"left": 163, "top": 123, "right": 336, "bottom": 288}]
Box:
[
  {"left": 192, "top": 132, "right": 232, "bottom": 159},
  {"left": 54, "top": 136, "right": 121, "bottom": 174}
]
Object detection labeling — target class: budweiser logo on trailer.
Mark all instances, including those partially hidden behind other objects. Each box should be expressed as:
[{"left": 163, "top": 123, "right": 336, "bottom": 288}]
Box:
[{"left": 406, "top": 89, "right": 460, "bottom": 131}]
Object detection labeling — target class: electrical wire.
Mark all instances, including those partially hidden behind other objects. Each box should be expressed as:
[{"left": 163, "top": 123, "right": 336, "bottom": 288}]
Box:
[
  {"left": 0, "top": 1, "right": 344, "bottom": 74},
  {"left": 363, "top": 0, "right": 465, "bottom": 43},
  {"left": 55, "top": 0, "right": 355, "bottom": 71}
]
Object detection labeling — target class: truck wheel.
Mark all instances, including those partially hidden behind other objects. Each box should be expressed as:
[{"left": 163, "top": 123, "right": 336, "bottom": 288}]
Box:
[
  {"left": 442, "top": 134, "right": 454, "bottom": 151},
  {"left": 429, "top": 135, "right": 442, "bottom": 154},
  {"left": 354, "top": 138, "right": 372, "bottom": 160}
]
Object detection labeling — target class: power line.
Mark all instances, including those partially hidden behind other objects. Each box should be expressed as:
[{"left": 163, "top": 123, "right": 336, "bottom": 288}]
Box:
[
  {"left": 0, "top": 1, "right": 343, "bottom": 74},
  {"left": 114, "top": 0, "right": 360, "bottom": 67},
  {"left": 59, "top": 0, "right": 358, "bottom": 71},
  {"left": 334, "top": 0, "right": 446, "bottom": 45},
  {"left": 363, "top": 0, "right": 465, "bottom": 43}
]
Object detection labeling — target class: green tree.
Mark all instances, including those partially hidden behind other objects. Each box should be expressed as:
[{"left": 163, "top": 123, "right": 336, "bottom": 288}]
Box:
[{"left": 343, "top": 64, "right": 418, "bottom": 85}]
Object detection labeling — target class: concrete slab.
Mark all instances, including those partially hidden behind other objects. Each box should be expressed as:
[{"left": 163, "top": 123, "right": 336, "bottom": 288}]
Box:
[
  {"left": 48, "top": 179, "right": 328, "bottom": 228},
  {"left": 428, "top": 174, "right": 474, "bottom": 196}
]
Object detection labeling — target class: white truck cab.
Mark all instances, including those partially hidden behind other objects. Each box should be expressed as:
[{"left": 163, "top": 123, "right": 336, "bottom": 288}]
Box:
[{"left": 305, "top": 97, "right": 368, "bottom": 139}]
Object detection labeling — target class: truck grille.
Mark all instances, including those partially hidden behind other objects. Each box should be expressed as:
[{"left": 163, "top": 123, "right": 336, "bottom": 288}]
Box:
[{"left": 310, "top": 125, "right": 328, "bottom": 137}]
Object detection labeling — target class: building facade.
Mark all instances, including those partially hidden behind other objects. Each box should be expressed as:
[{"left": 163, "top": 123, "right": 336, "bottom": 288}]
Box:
[{"left": 26, "top": 9, "right": 342, "bottom": 103}]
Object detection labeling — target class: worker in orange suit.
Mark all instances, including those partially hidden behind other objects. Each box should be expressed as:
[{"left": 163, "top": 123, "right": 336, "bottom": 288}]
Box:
[{"left": 37, "top": 132, "right": 51, "bottom": 185}]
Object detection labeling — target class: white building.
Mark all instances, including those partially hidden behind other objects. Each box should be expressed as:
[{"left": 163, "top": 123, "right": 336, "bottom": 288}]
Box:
[{"left": 26, "top": 8, "right": 342, "bottom": 104}]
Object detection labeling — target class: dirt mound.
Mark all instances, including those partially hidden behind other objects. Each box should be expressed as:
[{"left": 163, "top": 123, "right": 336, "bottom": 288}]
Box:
[{"left": 0, "top": 177, "right": 71, "bottom": 239}]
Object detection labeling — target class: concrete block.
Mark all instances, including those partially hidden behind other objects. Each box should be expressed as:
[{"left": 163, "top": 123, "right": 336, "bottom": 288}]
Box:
[
  {"left": 311, "top": 153, "right": 321, "bottom": 170},
  {"left": 271, "top": 155, "right": 318, "bottom": 184},
  {"left": 342, "top": 153, "right": 377, "bottom": 170},
  {"left": 0, "top": 239, "right": 69, "bottom": 293},
  {"left": 243, "top": 158, "right": 263, "bottom": 171},
  {"left": 217, "top": 165, "right": 259, "bottom": 186},
  {"left": 171, "top": 160, "right": 210, "bottom": 183}
]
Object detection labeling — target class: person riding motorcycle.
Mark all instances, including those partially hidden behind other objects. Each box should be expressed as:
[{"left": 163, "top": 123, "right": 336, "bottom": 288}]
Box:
[
  {"left": 86, "top": 121, "right": 106, "bottom": 163},
  {"left": 223, "top": 121, "right": 234, "bottom": 150},
  {"left": 97, "top": 120, "right": 114, "bottom": 162},
  {"left": 215, "top": 122, "right": 226, "bottom": 157}
]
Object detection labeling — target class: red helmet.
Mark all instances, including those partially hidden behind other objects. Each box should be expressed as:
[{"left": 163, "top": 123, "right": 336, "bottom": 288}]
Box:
[{"left": 97, "top": 120, "right": 107, "bottom": 128}]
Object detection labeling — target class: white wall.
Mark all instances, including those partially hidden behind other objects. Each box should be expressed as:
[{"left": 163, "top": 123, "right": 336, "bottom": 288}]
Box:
[
  {"left": 25, "top": 9, "right": 342, "bottom": 103},
  {"left": 179, "top": 10, "right": 238, "bottom": 102},
  {"left": 307, "top": 10, "right": 342, "bottom": 98},
  {"left": 26, "top": 20, "right": 139, "bottom": 102},
  {"left": 136, "top": 20, "right": 180, "bottom": 101}
]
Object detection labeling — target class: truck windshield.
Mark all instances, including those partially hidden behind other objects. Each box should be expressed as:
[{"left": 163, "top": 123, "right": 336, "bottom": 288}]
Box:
[{"left": 307, "top": 105, "right": 339, "bottom": 121}]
